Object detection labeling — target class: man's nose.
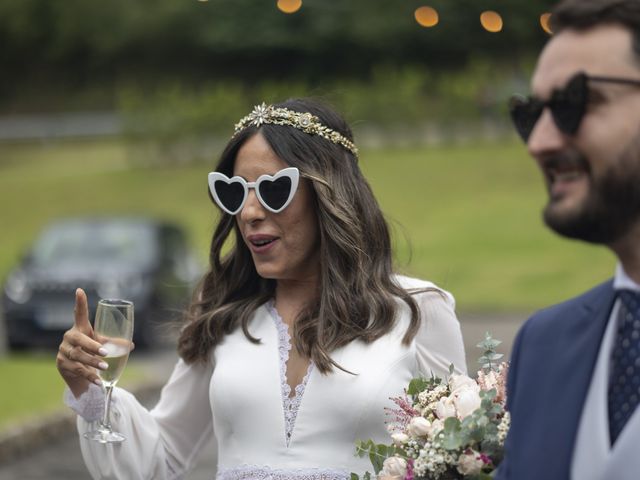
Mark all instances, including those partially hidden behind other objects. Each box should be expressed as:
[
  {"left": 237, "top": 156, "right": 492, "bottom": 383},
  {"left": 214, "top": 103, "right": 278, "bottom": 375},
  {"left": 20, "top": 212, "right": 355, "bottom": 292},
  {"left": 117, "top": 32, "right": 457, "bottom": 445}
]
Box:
[{"left": 527, "top": 108, "right": 567, "bottom": 159}]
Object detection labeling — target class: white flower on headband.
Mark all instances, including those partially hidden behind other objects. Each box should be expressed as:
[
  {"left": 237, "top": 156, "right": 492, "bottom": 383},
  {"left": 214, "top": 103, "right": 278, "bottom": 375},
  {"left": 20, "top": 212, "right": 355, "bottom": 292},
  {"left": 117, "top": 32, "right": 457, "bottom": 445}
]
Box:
[
  {"left": 248, "top": 103, "right": 271, "bottom": 128},
  {"left": 233, "top": 102, "right": 358, "bottom": 157}
]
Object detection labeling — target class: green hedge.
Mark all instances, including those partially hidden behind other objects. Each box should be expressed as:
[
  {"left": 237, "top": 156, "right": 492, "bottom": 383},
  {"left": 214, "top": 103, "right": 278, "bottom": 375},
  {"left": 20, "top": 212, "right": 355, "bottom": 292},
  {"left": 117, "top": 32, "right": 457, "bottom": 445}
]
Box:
[{"left": 117, "top": 58, "right": 535, "bottom": 165}]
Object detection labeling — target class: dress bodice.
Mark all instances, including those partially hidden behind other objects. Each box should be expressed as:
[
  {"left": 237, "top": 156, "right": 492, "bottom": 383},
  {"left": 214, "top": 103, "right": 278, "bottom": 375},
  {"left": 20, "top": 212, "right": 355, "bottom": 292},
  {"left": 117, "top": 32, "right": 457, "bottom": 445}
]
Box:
[{"left": 212, "top": 305, "right": 417, "bottom": 474}]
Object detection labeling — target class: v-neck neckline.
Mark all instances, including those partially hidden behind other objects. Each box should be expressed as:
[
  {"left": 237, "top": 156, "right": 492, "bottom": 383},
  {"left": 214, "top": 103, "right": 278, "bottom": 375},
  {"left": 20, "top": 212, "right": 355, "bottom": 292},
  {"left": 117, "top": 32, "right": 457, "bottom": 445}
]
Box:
[{"left": 267, "top": 301, "right": 315, "bottom": 447}]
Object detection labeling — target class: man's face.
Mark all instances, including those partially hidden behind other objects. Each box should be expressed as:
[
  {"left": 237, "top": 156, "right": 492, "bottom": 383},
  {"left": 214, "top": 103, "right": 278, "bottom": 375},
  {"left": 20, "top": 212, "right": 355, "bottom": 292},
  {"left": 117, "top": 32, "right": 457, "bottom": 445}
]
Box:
[{"left": 528, "top": 24, "right": 640, "bottom": 244}]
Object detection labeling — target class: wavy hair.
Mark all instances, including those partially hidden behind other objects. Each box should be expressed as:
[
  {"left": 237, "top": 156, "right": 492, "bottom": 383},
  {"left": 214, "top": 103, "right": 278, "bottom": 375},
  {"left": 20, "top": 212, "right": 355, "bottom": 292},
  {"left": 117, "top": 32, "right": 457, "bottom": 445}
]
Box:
[{"left": 178, "top": 98, "right": 428, "bottom": 373}]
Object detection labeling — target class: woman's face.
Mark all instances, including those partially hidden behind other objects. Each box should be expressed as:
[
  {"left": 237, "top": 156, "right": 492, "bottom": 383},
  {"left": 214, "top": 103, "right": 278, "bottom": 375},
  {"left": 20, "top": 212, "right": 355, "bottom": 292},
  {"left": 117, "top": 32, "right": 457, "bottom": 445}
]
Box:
[{"left": 233, "top": 132, "right": 320, "bottom": 284}]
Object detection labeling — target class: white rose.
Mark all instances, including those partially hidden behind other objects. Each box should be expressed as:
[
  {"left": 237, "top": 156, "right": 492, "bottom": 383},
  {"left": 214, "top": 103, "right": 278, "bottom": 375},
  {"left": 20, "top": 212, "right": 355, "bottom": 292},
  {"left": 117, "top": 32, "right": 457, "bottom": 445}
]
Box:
[
  {"left": 391, "top": 432, "right": 410, "bottom": 446},
  {"left": 407, "top": 416, "right": 431, "bottom": 437},
  {"left": 457, "top": 449, "right": 485, "bottom": 475},
  {"left": 452, "top": 386, "right": 482, "bottom": 419},
  {"left": 449, "top": 374, "right": 480, "bottom": 394},
  {"left": 379, "top": 456, "right": 407, "bottom": 479},
  {"left": 435, "top": 395, "right": 457, "bottom": 419}
]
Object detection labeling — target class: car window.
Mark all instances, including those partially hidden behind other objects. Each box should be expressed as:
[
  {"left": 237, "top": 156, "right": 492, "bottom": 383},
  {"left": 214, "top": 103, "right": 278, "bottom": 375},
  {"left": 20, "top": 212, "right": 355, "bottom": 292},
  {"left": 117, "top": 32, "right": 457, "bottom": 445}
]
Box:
[{"left": 31, "top": 221, "right": 158, "bottom": 268}]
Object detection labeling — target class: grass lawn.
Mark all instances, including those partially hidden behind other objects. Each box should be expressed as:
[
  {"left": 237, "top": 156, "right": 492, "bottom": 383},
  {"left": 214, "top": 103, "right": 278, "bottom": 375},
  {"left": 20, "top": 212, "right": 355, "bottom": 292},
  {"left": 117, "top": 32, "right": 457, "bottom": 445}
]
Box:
[
  {"left": 0, "top": 353, "right": 66, "bottom": 430},
  {"left": 0, "top": 353, "right": 142, "bottom": 431},
  {"left": 0, "top": 137, "right": 613, "bottom": 312}
]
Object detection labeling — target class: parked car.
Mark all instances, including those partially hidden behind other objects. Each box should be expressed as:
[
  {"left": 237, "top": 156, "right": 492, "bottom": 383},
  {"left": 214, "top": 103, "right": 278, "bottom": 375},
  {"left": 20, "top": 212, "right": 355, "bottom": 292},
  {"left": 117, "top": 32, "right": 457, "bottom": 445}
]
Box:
[{"left": 2, "top": 217, "right": 202, "bottom": 350}]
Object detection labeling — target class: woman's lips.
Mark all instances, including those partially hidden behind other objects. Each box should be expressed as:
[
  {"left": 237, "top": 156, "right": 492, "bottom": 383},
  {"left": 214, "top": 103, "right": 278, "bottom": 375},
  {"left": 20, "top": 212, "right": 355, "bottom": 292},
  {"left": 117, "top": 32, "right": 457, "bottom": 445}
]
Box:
[{"left": 246, "top": 234, "right": 279, "bottom": 254}]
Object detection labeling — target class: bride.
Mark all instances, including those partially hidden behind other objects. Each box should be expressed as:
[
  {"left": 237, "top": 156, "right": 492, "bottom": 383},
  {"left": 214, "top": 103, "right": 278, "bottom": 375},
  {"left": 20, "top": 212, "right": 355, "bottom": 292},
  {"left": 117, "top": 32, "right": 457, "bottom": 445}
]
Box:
[{"left": 56, "top": 98, "right": 466, "bottom": 479}]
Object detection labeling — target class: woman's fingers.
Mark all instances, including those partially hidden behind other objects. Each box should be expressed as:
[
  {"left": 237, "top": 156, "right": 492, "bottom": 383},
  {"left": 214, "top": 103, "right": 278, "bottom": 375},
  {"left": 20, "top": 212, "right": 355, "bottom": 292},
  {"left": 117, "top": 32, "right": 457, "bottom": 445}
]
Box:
[
  {"left": 57, "top": 288, "right": 109, "bottom": 388},
  {"left": 63, "top": 328, "right": 107, "bottom": 357},
  {"left": 73, "top": 288, "right": 94, "bottom": 336},
  {"left": 56, "top": 350, "right": 103, "bottom": 386},
  {"left": 60, "top": 341, "right": 108, "bottom": 371}
]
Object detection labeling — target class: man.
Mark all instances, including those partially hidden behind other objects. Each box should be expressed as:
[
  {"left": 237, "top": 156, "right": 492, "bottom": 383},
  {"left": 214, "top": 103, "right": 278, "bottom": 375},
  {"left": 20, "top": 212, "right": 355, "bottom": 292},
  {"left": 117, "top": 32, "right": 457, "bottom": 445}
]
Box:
[{"left": 496, "top": 1, "right": 640, "bottom": 479}]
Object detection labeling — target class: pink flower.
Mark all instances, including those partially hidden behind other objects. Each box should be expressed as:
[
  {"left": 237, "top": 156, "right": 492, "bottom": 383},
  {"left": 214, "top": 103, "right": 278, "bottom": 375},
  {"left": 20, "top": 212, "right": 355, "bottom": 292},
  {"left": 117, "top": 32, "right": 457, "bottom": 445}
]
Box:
[
  {"left": 386, "top": 393, "right": 420, "bottom": 430},
  {"left": 476, "top": 362, "right": 508, "bottom": 405},
  {"left": 405, "top": 458, "right": 414, "bottom": 480}
]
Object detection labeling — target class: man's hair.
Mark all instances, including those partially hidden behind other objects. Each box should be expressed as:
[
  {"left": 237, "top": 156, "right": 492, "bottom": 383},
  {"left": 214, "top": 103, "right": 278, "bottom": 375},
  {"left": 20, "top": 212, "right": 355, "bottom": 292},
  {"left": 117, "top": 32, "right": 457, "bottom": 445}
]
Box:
[
  {"left": 551, "top": 0, "right": 640, "bottom": 61},
  {"left": 178, "top": 98, "right": 430, "bottom": 373}
]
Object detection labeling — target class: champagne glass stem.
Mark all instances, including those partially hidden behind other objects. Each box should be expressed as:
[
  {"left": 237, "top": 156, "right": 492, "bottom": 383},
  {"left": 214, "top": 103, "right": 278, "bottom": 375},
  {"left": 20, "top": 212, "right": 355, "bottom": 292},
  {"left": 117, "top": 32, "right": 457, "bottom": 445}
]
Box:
[{"left": 101, "top": 385, "right": 115, "bottom": 431}]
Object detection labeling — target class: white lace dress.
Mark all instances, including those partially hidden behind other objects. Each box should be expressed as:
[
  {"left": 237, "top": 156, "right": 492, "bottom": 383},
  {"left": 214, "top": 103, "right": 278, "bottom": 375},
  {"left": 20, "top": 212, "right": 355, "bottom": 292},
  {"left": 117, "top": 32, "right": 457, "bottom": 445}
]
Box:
[{"left": 66, "top": 275, "right": 467, "bottom": 480}]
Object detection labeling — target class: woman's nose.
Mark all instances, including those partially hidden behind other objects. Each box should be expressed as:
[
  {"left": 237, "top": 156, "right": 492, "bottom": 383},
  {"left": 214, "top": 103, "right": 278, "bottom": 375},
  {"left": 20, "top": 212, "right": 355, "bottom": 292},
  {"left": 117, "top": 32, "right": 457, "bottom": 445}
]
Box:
[{"left": 239, "top": 189, "right": 266, "bottom": 223}]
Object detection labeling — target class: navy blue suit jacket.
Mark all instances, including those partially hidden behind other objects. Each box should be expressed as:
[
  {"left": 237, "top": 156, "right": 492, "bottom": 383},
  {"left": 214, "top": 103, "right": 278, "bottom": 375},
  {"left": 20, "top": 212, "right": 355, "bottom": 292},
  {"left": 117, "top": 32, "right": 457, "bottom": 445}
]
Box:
[{"left": 495, "top": 280, "right": 616, "bottom": 480}]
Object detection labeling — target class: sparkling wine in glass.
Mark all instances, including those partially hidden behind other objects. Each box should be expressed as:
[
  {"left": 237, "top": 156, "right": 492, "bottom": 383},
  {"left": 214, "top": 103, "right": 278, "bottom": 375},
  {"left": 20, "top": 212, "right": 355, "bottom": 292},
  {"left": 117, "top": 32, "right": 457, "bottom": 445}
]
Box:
[{"left": 83, "top": 298, "right": 134, "bottom": 444}]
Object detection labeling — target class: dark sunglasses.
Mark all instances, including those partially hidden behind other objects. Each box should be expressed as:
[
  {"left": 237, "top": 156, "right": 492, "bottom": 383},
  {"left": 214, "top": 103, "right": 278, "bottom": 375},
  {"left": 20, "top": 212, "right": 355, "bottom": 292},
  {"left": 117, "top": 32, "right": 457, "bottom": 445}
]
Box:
[
  {"left": 208, "top": 167, "right": 300, "bottom": 215},
  {"left": 509, "top": 71, "right": 640, "bottom": 142}
]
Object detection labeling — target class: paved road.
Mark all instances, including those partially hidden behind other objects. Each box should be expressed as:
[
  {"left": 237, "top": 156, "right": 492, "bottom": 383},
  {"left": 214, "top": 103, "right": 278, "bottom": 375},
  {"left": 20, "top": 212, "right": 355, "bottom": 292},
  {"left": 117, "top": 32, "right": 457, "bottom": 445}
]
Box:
[
  {"left": 0, "top": 401, "right": 217, "bottom": 480},
  {"left": 0, "top": 347, "right": 218, "bottom": 480},
  {"left": 0, "top": 312, "right": 525, "bottom": 480}
]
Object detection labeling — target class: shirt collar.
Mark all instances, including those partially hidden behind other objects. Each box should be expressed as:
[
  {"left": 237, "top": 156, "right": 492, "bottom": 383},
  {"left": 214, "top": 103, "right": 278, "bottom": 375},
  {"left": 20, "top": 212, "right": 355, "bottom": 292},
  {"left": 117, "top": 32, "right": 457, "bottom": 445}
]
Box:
[{"left": 613, "top": 263, "right": 640, "bottom": 292}]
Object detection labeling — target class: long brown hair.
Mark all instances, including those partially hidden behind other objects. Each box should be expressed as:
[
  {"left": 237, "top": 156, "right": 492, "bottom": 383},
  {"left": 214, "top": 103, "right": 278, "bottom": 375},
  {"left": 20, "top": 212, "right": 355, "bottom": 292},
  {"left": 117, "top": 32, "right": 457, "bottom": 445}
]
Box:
[{"left": 178, "top": 98, "right": 426, "bottom": 373}]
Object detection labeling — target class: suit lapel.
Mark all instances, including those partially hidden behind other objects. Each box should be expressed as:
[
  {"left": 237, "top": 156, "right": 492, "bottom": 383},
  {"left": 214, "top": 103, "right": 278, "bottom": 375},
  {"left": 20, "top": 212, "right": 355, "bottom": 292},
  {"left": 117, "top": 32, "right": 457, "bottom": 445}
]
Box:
[{"left": 541, "top": 282, "right": 616, "bottom": 477}]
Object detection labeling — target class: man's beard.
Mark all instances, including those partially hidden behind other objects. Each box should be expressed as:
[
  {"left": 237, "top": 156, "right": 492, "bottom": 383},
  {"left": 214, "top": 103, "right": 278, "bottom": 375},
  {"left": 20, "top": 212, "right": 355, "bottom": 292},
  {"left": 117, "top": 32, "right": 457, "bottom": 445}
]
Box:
[{"left": 543, "top": 133, "right": 640, "bottom": 244}]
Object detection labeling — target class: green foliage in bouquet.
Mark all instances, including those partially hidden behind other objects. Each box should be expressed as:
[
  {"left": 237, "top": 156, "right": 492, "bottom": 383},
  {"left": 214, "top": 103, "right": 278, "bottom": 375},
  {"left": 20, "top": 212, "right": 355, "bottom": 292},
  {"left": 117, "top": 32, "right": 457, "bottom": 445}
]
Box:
[
  {"left": 353, "top": 333, "right": 509, "bottom": 480},
  {"left": 477, "top": 333, "right": 504, "bottom": 372}
]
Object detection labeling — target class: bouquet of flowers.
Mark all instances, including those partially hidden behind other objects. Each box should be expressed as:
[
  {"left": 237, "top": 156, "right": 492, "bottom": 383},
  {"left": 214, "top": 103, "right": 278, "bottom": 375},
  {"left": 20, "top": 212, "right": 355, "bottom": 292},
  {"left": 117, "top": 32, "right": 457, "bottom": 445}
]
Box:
[{"left": 353, "top": 333, "right": 509, "bottom": 480}]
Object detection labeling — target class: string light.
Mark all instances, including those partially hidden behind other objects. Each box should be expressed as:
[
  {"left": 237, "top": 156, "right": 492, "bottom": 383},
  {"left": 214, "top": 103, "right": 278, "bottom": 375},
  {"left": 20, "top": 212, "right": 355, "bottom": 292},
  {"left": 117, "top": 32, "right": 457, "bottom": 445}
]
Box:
[
  {"left": 540, "top": 13, "right": 553, "bottom": 34},
  {"left": 414, "top": 6, "right": 439, "bottom": 28},
  {"left": 480, "top": 11, "right": 503, "bottom": 33},
  {"left": 277, "top": 0, "right": 302, "bottom": 14}
]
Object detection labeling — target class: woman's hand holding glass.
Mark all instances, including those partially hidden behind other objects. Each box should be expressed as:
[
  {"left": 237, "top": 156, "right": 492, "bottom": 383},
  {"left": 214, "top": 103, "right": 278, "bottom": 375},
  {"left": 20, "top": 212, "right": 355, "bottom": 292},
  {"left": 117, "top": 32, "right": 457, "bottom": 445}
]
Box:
[
  {"left": 56, "top": 289, "right": 111, "bottom": 398},
  {"left": 56, "top": 288, "right": 135, "bottom": 443}
]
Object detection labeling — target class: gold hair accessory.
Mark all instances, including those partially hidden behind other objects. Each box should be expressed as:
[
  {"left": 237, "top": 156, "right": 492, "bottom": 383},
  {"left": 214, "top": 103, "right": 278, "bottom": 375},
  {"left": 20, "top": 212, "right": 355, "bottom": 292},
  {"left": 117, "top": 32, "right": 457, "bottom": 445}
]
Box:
[{"left": 233, "top": 103, "right": 358, "bottom": 157}]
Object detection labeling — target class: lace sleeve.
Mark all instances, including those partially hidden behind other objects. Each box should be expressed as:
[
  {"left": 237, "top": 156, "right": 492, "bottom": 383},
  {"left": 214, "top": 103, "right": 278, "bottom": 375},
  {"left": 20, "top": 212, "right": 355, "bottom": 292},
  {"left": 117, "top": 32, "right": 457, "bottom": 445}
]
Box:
[
  {"left": 75, "top": 357, "right": 215, "bottom": 480},
  {"left": 63, "top": 384, "right": 105, "bottom": 422}
]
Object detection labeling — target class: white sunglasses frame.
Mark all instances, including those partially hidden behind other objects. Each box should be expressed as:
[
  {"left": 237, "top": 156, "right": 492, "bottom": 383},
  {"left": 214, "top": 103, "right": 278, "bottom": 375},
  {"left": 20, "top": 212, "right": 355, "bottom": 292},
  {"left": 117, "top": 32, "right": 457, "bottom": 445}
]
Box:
[{"left": 207, "top": 167, "right": 300, "bottom": 215}]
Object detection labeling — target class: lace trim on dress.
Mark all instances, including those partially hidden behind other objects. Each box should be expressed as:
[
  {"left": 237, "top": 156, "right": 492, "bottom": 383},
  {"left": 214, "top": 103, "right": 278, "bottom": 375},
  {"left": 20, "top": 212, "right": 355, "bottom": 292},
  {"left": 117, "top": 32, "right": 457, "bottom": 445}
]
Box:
[
  {"left": 217, "top": 465, "right": 349, "bottom": 480},
  {"left": 63, "top": 383, "right": 105, "bottom": 422},
  {"left": 267, "top": 301, "right": 314, "bottom": 447}
]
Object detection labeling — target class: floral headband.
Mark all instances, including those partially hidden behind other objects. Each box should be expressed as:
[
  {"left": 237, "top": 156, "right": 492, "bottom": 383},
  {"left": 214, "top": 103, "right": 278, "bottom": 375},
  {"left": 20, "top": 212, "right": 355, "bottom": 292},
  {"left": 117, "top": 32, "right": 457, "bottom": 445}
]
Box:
[{"left": 233, "top": 102, "right": 359, "bottom": 157}]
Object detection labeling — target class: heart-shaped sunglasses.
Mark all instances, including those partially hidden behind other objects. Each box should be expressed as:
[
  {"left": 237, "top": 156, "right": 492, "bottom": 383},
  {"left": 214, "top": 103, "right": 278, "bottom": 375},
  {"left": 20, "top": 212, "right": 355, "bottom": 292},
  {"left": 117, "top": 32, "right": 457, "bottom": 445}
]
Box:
[
  {"left": 208, "top": 167, "right": 300, "bottom": 215},
  {"left": 509, "top": 71, "right": 640, "bottom": 142}
]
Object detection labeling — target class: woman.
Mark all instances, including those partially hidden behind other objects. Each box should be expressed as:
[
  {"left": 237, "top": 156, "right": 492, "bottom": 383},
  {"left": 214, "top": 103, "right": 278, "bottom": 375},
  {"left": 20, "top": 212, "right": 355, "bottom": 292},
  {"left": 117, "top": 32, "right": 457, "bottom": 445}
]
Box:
[{"left": 56, "top": 98, "right": 466, "bottom": 479}]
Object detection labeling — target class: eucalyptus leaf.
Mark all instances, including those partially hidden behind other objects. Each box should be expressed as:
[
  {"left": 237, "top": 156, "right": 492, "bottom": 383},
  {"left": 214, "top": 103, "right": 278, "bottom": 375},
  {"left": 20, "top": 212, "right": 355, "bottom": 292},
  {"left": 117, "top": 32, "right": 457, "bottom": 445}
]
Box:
[
  {"left": 468, "top": 425, "right": 486, "bottom": 443},
  {"left": 407, "top": 377, "right": 430, "bottom": 395},
  {"left": 476, "top": 332, "right": 502, "bottom": 350},
  {"left": 441, "top": 417, "right": 463, "bottom": 450}
]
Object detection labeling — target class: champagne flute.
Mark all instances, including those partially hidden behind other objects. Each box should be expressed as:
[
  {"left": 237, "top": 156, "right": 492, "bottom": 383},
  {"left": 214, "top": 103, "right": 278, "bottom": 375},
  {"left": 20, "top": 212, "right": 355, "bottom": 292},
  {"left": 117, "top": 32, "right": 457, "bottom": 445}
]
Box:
[{"left": 83, "top": 298, "right": 134, "bottom": 444}]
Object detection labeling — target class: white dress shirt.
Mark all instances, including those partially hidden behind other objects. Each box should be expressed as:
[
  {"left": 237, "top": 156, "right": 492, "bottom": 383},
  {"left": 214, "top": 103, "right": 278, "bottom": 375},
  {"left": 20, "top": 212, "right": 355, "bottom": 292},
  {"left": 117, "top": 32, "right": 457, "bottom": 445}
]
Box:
[{"left": 571, "top": 264, "right": 640, "bottom": 480}]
